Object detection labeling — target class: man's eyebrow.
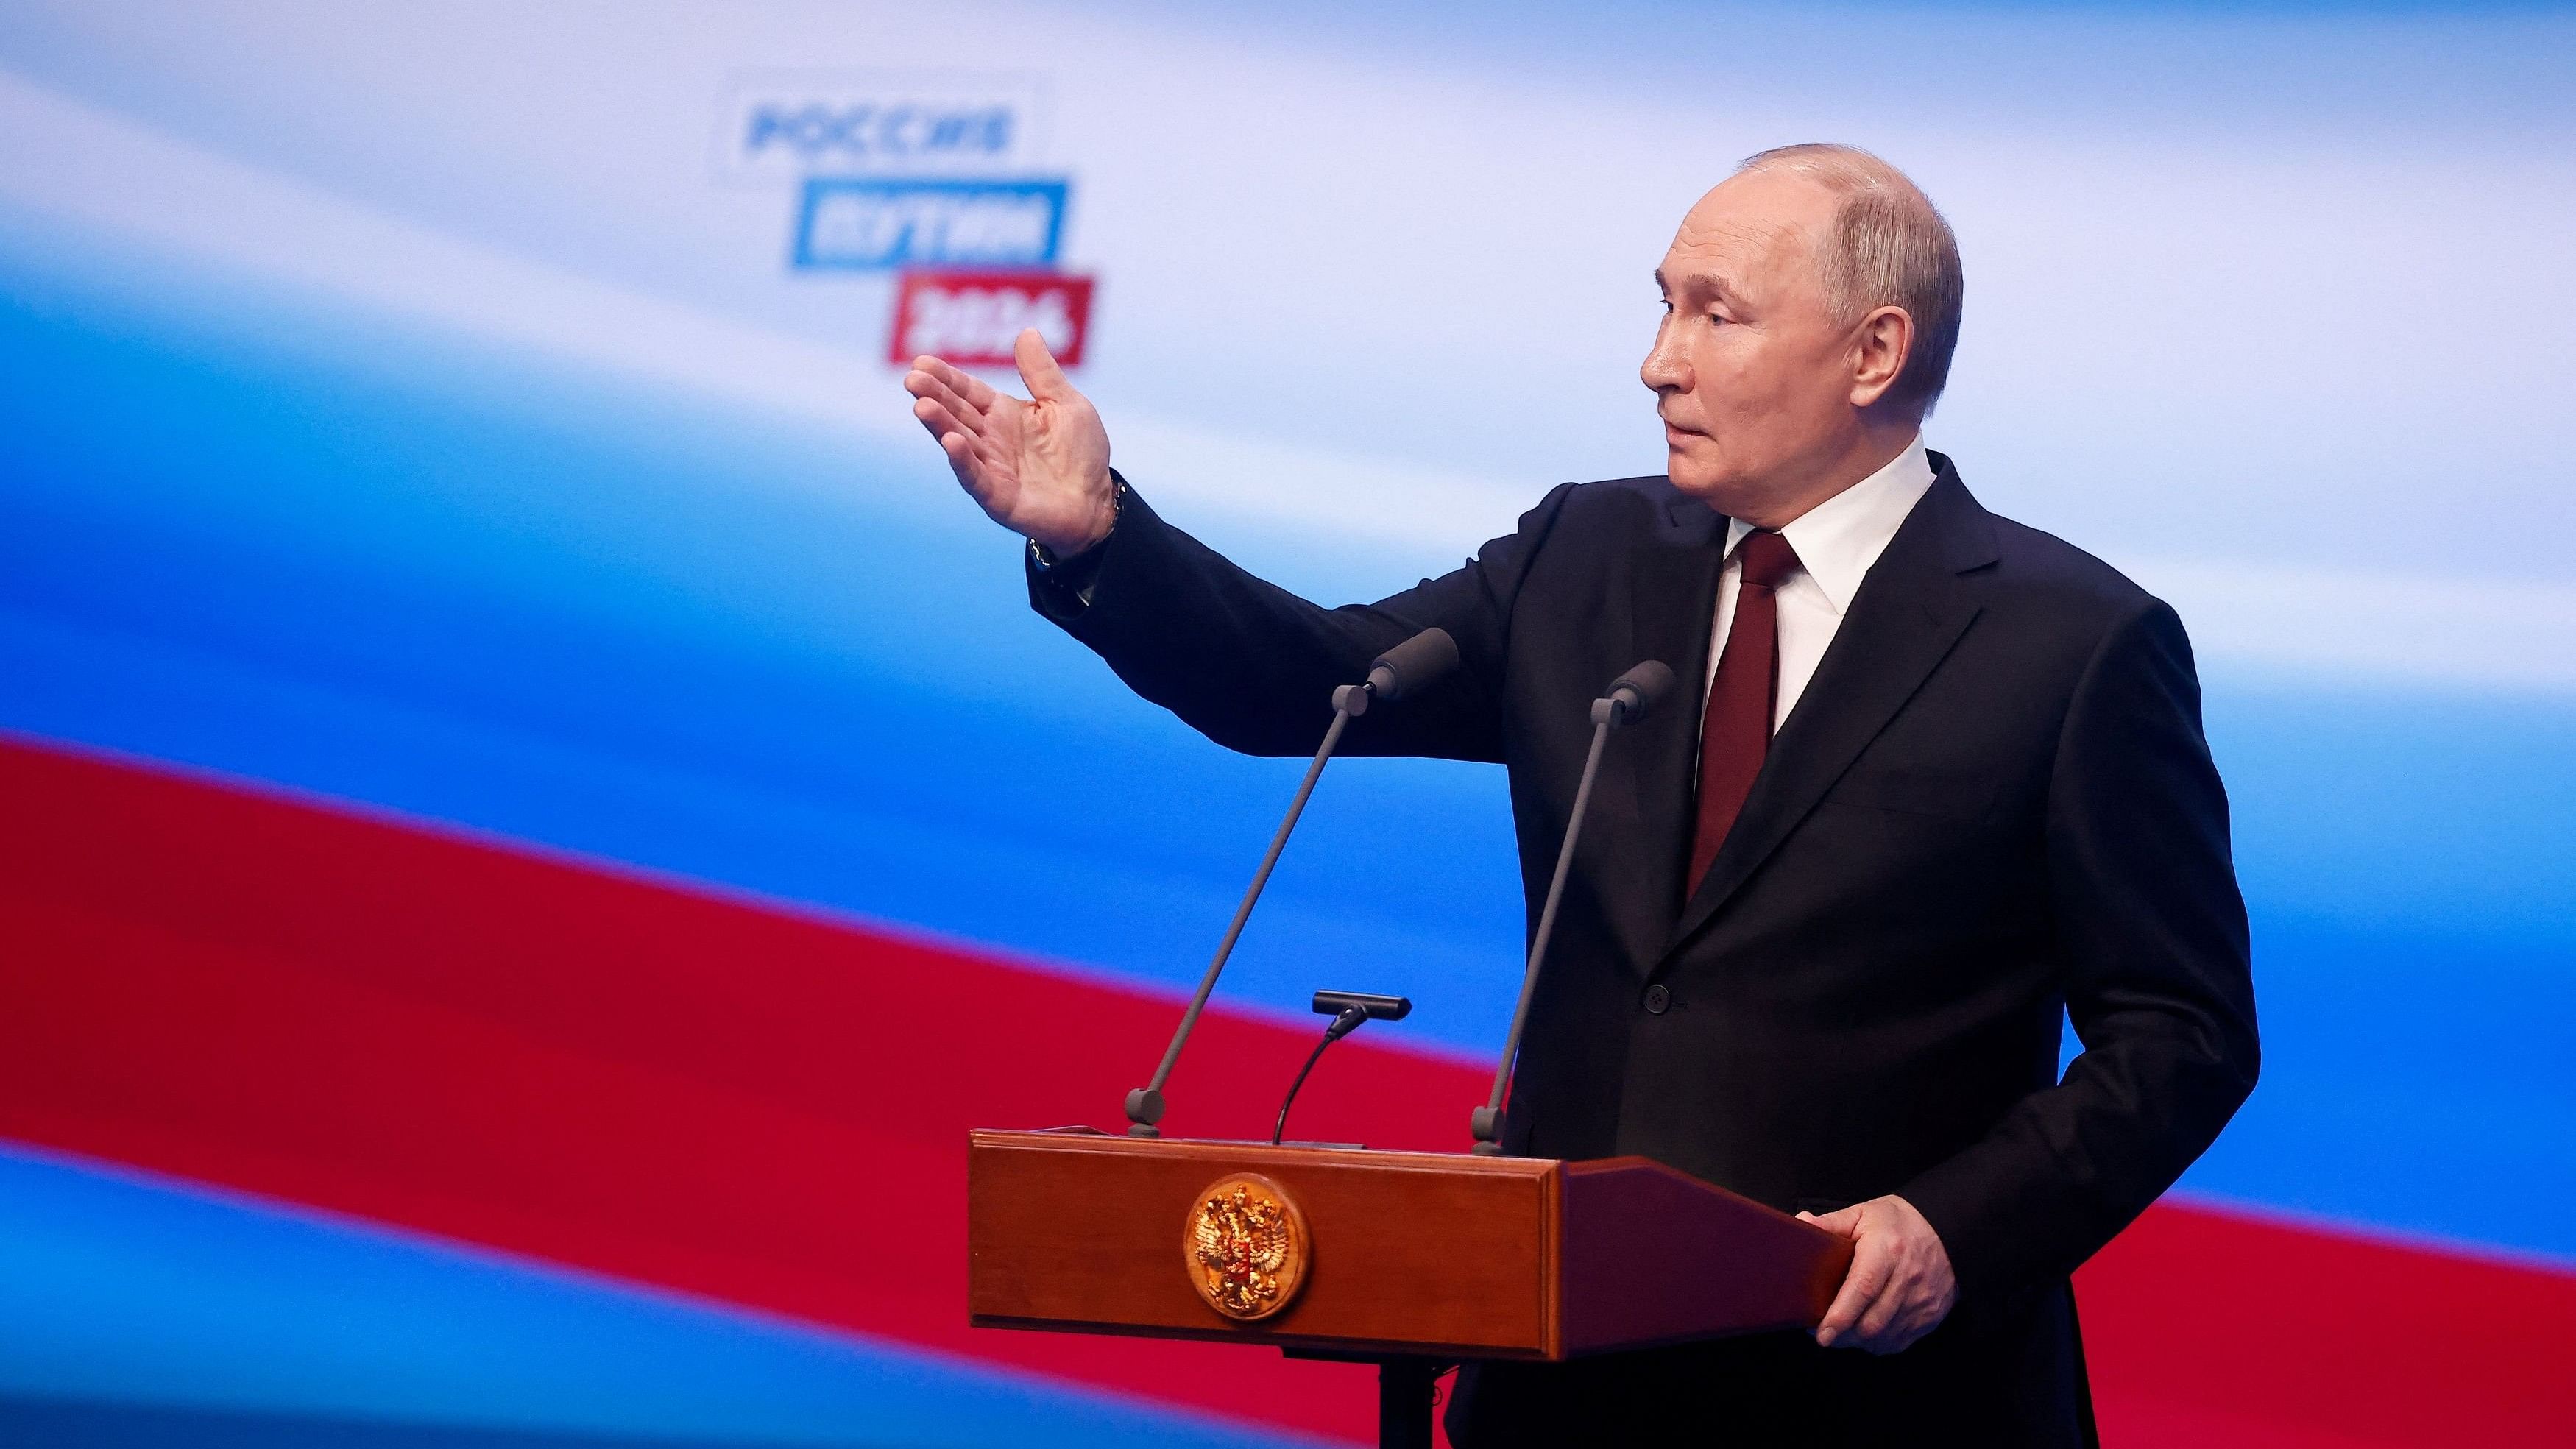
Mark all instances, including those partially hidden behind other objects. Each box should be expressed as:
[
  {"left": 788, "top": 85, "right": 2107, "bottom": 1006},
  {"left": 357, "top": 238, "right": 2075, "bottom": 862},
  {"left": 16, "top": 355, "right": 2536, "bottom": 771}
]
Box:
[{"left": 1659, "top": 266, "right": 1735, "bottom": 304}]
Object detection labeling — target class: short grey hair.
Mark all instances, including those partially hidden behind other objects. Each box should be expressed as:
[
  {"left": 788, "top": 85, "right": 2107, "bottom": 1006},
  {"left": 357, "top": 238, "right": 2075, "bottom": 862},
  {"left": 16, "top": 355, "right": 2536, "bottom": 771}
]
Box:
[{"left": 1735, "top": 143, "right": 1964, "bottom": 416}]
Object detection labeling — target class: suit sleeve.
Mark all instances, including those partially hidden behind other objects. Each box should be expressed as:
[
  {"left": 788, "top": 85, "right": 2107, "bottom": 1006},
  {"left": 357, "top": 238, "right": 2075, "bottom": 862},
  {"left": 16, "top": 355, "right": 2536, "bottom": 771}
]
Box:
[
  {"left": 1900, "top": 597, "right": 2260, "bottom": 1300},
  {"left": 1028, "top": 475, "right": 1575, "bottom": 762}
]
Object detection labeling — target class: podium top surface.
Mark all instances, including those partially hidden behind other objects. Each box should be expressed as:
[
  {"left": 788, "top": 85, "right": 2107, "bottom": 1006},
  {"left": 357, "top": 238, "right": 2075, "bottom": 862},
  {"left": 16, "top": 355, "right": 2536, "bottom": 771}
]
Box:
[{"left": 974, "top": 1126, "right": 1560, "bottom": 1170}]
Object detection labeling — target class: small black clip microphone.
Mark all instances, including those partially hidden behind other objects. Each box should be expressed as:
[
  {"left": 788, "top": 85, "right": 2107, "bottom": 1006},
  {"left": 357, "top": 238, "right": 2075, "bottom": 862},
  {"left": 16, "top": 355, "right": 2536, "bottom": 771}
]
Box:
[{"left": 1273, "top": 991, "right": 1412, "bottom": 1145}]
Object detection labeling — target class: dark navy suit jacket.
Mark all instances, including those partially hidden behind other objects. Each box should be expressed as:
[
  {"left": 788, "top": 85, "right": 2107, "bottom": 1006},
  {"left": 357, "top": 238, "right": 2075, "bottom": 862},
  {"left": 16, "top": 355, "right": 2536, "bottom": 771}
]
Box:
[{"left": 1032, "top": 456, "right": 2258, "bottom": 1447}]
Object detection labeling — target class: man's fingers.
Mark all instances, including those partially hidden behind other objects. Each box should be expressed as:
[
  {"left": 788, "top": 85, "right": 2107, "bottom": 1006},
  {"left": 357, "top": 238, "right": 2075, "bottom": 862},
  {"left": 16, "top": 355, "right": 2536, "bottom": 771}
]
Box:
[
  {"left": 910, "top": 399, "right": 988, "bottom": 489},
  {"left": 1806, "top": 1205, "right": 1875, "bottom": 1348},
  {"left": 910, "top": 395, "right": 973, "bottom": 450},
  {"left": 912, "top": 355, "right": 1002, "bottom": 413},
  {"left": 1852, "top": 1265, "right": 1914, "bottom": 1345},
  {"left": 906, "top": 369, "right": 990, "bottom": 433},
  {"left": 1013, "top": 328, "right": 1075, "bottom": 401},
  {"left": 1813, "top": 1275, "right": 1872, "bottom": 1347},
  {"left": 1813, "top": 1235, "right": 1891, "bottom": 1348}
]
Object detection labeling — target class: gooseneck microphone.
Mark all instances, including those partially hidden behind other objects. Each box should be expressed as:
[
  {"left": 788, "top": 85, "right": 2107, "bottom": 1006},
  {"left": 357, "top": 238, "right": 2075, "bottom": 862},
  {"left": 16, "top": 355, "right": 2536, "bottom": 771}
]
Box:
[
  {"left": 1469, "top": 659, "right": 1674, "bottom": 1155},
  {"left": 1122, "top": 628, "right": 1460, "bottom": 1137}
]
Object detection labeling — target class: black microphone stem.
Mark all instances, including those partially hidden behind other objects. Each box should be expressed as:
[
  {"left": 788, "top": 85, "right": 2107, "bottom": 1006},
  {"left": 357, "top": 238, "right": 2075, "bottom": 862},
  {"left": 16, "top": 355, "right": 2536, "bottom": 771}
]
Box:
[
  {"left": 1118, "top": 626, "right": 1458, "bottom": 1139},
  {"left": 1272, "top": 1006, "right": 1367, "bottom": 1145},
  {"left": 1472, "top": 711, "right": 1610, "bottom": 1154},
  {"left": 1468, "top": 662, "right": 1668, "bottom": 1155},
  {"left": 1125, "top": 701, "right": 1356, "bottom": 1136}
]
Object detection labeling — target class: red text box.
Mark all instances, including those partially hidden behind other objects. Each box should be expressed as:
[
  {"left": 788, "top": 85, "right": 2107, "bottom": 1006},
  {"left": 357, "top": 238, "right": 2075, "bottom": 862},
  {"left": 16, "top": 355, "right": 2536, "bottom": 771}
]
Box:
[{"left": 889, "top": 269, "right": 1094, "bottom": 366}]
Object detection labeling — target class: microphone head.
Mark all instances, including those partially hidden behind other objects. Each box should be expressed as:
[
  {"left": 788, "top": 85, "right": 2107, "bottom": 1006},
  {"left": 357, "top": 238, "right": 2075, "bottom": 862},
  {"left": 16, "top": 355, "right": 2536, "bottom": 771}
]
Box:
[
  {"left": 1607, "top": 660, "right": 1675, "bottom": 723},
  {"left": 1312, "top": 989, "right": 1412, "bottom": 1021},
  {"left": 1366, "top": 627, "right": 1460, "bottom": 701}
]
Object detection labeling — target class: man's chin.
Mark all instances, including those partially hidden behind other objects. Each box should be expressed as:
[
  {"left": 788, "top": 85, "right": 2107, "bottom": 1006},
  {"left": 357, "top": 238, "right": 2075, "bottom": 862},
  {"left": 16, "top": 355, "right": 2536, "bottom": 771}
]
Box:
[{"left": 1663, "top": 453, "right": 1731, "bottom": 500}]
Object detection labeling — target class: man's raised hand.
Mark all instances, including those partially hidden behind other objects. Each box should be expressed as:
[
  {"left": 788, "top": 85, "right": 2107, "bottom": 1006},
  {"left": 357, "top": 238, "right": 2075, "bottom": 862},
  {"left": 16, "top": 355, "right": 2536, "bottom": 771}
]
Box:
[{"left": 904, "top": 328, "right": 1117, "bottom": 558}]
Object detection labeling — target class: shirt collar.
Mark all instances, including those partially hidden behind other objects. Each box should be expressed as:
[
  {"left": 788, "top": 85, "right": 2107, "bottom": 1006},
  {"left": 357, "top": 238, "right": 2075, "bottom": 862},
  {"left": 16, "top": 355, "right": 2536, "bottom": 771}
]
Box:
[{"left": 1724, "top": 435, "right": 1936, "bottom": 615}]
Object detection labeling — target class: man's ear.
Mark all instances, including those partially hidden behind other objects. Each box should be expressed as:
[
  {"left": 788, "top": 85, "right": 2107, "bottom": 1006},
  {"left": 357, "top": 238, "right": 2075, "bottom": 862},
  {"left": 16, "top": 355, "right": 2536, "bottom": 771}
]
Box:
[{"left": 1849, "top": 305, "right": 1915, "bottom": 409}]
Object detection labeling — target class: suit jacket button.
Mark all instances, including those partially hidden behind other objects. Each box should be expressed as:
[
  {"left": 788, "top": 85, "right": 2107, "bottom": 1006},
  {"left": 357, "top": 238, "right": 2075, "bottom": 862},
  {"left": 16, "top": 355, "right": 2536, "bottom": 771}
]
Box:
[{"left": 1642, "top": 983, "right": 1671, "bottom": 1014}]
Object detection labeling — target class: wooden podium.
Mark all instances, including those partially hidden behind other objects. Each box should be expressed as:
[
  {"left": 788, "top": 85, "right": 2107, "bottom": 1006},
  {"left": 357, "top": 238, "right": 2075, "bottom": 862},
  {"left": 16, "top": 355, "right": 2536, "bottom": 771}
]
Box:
[{"left": 969, "top": 1127, "right": 1854, "bottom": 1446}]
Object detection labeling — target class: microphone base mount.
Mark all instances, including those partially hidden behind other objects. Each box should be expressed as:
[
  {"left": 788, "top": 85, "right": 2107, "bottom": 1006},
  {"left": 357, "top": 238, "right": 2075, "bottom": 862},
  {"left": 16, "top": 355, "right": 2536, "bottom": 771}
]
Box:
[{"left": 1124, "top": 1086, "right": 1165, "bottom": 1138}]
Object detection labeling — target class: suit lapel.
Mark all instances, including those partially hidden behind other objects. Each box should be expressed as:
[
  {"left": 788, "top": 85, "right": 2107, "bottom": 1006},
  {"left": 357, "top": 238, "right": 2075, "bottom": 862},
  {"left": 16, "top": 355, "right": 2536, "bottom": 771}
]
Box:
[
  {"left": 1662, "top": 465, "right": 1999, "bottom": 959},
  {"left": 1619, "top": 489, "right": 1726, "bottom": 952}
]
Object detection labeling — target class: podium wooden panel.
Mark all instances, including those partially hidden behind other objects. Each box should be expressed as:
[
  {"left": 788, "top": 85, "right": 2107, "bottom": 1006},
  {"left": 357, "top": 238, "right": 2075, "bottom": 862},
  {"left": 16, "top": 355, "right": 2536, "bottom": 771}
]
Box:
[{"left": 969, "top": 1128, "right": 1853, "bottom": 1362}]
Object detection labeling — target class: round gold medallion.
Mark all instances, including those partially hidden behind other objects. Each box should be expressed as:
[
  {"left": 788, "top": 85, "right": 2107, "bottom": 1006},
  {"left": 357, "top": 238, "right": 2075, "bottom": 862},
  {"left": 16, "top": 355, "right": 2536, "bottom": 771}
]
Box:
[{"left": 1183, "top": 1172, "right": 1310, "bottom": 1322}]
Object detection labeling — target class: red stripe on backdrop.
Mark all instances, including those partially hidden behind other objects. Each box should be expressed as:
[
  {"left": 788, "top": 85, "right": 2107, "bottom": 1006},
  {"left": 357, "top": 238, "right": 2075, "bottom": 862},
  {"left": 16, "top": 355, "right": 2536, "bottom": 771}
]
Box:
[
  {"left": 2083, "top": 1205, "right": 2575, "bottom": 1446},
  {"left": 0, "top": 734, "right": 2566, "bottom": 1446}
]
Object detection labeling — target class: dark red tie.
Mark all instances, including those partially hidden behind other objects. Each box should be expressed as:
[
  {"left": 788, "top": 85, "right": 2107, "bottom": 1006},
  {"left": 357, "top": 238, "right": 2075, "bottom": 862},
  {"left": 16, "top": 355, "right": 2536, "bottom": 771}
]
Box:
[{"left": 1688, "top": 530, "right": 1802, "bottom": 892}]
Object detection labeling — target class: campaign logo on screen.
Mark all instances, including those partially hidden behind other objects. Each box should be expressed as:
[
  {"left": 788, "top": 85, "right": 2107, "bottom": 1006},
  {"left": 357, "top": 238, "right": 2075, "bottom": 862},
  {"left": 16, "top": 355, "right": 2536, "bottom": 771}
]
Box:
[
  {"left": 794, "top": 179, "right": 1069, "bottom": 271},
  {"left": 715, "top": 74, "right": 1047, "bottom": 182},
  {"left": 889, "top": 269, "right": 1094, "bottom": 366}
]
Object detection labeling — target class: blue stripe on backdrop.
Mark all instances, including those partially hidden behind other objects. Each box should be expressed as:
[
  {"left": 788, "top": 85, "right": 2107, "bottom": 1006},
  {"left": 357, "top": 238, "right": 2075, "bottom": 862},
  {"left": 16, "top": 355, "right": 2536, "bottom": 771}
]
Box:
[
  {"left": 2, "top": 233, "right": 2571, "bottom": 1261},
  {"left": 0, "top": 1142, "right": 1314, "bottom": 1449},
  {"left": 2188, "top": 916, "right": 2576, "bottom": 1266},
  {"left": 2, "top": 1401, "right": 1133, "bottom": 1449},
  {"left": 2190, "top": 684, "right": 2576, "bottom": 1260}
]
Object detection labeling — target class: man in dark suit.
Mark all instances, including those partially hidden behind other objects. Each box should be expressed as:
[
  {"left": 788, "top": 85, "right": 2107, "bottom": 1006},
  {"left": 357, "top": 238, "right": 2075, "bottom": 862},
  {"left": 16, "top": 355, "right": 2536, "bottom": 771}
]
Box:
[{"left": 903, "top": 144, "right": 2257, "bottom": 1446}]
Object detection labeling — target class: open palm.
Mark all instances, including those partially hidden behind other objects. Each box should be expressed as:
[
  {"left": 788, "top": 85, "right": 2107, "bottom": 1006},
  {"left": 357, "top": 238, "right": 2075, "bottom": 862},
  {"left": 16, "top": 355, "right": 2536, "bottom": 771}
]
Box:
[{"left": 903, "top": 329, "right": 1116, "bottom": 556}]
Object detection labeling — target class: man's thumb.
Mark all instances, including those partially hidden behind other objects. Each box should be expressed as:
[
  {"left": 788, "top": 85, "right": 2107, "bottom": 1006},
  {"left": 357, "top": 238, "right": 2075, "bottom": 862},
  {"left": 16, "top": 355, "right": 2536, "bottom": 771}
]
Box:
[
  {"left": 1802, "top": 1206, "right": 1864, "bottom": 1239},
  {"left": 1014, "top": 328, "right": 1073, "bottom": 400}
]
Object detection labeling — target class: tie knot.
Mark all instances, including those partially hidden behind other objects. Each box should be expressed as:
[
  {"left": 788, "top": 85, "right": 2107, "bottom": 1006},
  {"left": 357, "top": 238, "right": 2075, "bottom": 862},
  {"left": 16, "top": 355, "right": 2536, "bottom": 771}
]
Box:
[{"left": 1735, "top": 529, "right": 1801, "bottom": 590}]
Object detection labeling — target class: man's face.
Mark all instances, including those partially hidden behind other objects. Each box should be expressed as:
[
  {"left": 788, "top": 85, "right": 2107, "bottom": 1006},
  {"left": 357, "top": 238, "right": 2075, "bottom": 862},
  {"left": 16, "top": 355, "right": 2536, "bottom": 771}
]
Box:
[{"left": 1642, "top": 171, "right": 1866, "bottom": 511}]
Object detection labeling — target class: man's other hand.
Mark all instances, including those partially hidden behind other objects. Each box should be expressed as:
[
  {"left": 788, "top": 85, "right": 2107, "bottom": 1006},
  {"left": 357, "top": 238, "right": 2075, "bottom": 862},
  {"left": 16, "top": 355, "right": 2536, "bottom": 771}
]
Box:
[
  {"left": 1800, "top": 1194, "right": 1958, "bottom": 1354},
  {"left": 903, "top": 328, "right": 1116, "bottom": 557}
]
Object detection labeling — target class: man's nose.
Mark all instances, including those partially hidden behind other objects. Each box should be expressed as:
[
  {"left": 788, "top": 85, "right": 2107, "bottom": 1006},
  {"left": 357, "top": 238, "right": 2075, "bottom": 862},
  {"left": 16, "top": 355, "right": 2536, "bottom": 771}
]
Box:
[{"left": 1640, "top": 323, "right": 1687, "bottom": 393}]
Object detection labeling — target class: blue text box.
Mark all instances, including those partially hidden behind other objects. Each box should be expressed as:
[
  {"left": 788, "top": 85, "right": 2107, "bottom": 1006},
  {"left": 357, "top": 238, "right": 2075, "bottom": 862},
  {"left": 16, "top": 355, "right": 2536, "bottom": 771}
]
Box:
[{"left": 793, "top": 178, "right": 1068, "bottom": 270}]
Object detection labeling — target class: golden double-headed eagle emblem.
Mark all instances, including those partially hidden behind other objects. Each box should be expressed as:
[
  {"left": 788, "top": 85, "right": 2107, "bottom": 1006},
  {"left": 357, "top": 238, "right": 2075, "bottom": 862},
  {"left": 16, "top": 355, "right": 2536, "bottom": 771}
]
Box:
[{"left": 1184, "top": 1173, "right": 1310, "bottom": 1321}]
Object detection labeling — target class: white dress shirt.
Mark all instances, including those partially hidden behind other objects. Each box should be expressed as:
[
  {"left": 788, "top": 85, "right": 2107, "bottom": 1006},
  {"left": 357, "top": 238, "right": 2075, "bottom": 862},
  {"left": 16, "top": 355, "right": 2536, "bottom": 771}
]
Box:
[{"left": 1705, "top": 435, "right": 1938, "bottom": 733}]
